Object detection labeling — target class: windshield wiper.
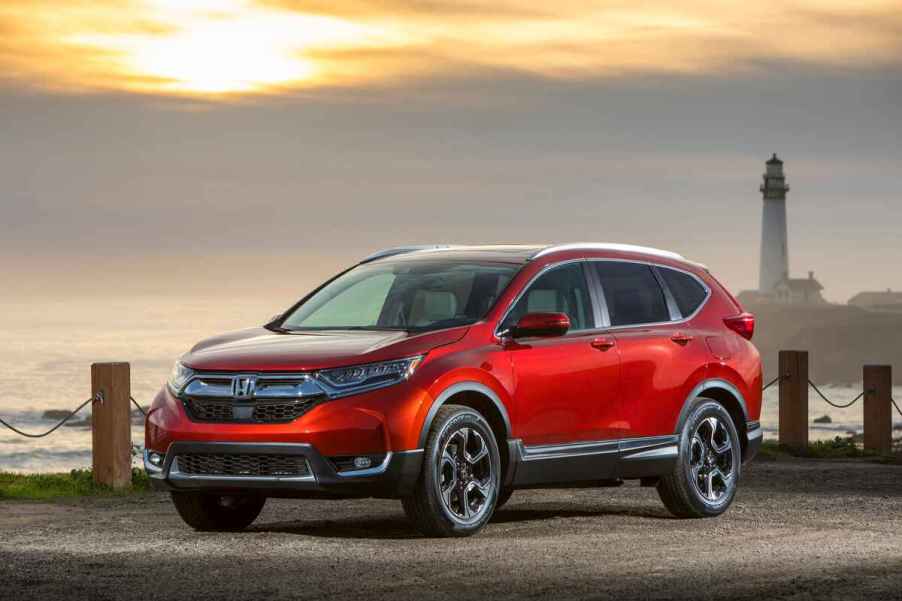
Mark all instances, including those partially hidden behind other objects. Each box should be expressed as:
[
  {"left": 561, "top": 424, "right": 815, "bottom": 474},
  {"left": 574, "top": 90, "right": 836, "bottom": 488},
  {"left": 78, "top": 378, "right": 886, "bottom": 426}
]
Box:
[
  {"left": 333, "top": 326, "right": 411, "bottom": 332},
  {"left": 277, "top": 326, "right": 411, "bottom": 333}
]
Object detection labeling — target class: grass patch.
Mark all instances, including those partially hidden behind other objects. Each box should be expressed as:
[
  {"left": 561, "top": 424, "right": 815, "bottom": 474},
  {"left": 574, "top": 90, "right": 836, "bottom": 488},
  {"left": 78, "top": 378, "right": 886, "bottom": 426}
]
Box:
[
  {"left": 0, "top": 468, "right": 150, "bottom": 500},
  {"left": 759, "top": 436, "right": 901, "bottom": 461}
]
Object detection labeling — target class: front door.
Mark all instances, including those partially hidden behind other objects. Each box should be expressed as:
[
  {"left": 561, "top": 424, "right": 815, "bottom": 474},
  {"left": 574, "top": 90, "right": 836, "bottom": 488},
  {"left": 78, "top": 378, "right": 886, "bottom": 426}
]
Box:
[{"left": 501, "top": 262, "right": 622, "bottom": 447}]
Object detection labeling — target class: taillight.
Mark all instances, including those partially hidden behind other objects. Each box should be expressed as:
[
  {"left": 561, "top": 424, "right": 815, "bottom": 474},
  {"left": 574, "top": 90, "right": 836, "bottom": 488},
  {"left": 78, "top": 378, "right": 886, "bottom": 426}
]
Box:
[{"left": 724, "top": 312, "right": 755, "bottom": 340}]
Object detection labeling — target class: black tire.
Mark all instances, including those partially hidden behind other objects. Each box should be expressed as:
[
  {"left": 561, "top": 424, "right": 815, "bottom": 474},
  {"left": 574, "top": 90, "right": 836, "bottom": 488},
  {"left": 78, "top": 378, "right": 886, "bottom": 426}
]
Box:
[
  {"left": 401, "top": 405, "right": 501, "bottom": 537},
  {"left": 657, "top": 399, "right": 741, "bottom": 518},
  {"left": 495, "top": 487, "right": 514, "bottom": 510},
  {"left": 171, "top": 492, "right": 266, "bottom": 531}
]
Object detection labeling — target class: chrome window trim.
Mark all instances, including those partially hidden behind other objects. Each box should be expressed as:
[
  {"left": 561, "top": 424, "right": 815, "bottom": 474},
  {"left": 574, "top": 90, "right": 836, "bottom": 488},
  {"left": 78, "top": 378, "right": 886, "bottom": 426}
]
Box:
[
  {"left": 531, "top": 243, "right": 686, "bottom": 262},
  {"left": 587, "top": 258, "right": 712, "bottom": 330},
  {"left": 495, "top": 257, "right": 712, "bottom": 338}
]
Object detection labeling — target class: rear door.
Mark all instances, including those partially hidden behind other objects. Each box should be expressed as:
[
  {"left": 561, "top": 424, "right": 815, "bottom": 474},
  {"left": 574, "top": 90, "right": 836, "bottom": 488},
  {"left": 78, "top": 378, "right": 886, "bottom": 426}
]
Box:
[
  {"left": 591, "top": 261, "right": 708, "bottom": 438},
  {"left": 501, "top": 262, "right": 622, "bottom": 447}
]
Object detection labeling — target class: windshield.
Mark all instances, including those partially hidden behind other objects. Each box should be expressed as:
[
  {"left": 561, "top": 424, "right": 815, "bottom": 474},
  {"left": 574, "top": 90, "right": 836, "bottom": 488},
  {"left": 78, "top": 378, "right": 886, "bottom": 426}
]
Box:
[{"left": 280, "top": 260, "right": 519, "bottom": 332}]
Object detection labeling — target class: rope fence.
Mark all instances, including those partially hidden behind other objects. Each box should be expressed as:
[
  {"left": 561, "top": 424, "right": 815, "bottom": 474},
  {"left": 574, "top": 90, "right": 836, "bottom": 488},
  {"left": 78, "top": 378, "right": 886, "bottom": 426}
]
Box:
[
  {"left": 0, "top": 393, "right": 147, "bottom": 439},
  {"left": 807, "top": 380, "right": 866, "bottom": 409},
  {"left": 761, "top": 374, "right": 783, "bottom": 392},
  {"left": 0, "top": 394, "right": 102, "bottom": 439},
  {"left": 760, "top": 372, "right": 901, "bottom": 417},
  {"left": 0, "top": 356, "right": 898, "bottom": 480},
  {"left": 0, "top": 375, "right": 899, "bottom": 438},
  {"left": 130, "top": 397, "right": 147, "bottom": 417}
]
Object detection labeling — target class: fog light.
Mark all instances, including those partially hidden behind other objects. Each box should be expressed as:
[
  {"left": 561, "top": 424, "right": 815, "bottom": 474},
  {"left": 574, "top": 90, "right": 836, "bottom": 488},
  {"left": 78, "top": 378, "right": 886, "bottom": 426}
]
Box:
[
  {"left": 148, "top": 452, "right": 164, "bottom": 467},
  {"left": 353, "top": 456, "right": 373, "bottom": 469}
]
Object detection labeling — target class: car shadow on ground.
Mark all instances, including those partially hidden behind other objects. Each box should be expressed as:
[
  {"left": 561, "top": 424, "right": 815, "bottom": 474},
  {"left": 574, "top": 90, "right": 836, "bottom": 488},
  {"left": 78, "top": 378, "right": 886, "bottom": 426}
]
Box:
[{"left": 248, "top": 504, "right": 673, "bottom": 539}]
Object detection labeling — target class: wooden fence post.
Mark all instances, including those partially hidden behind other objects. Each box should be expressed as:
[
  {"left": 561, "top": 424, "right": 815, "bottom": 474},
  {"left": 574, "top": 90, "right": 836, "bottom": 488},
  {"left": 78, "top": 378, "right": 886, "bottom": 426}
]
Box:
[
  {"left": 91, "top": 362, "right": 132, "bottom": 489},
  {"left": 863, "top": 365, "right": 892, "bottom": 455},
  {"left": 779, "top": 350, "right": 808, "bottom": 451}
]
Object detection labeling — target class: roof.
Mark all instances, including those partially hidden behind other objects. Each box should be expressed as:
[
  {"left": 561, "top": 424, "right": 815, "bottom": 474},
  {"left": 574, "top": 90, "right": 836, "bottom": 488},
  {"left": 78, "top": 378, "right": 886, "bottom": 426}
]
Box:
[
  {"left": 360, "top": 245, "right": 545, "bottom": 265},
  {"left": 848, "top": 290, "right": 902, "bottom": 306},
  {"left": 360, "top": 243, "right": 689, "bottom": 266},
  {"left": 766, "top": 153, "right": 783, "bottom": 164},
  {"left": 777, "top": 277, "right": 823, "bottom": 292}
]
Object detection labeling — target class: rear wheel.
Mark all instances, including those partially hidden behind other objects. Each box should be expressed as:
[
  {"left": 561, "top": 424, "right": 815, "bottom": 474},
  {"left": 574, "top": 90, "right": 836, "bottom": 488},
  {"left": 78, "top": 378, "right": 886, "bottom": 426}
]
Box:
[
  {"left": 171, "top": 492, "right": 266, "bottom": 531},
  {"left": 657, "top": 399, "right": 741, "bottom": 518},
  {"left": 402, "top": 405, "right": 501, "bottom": 537}
]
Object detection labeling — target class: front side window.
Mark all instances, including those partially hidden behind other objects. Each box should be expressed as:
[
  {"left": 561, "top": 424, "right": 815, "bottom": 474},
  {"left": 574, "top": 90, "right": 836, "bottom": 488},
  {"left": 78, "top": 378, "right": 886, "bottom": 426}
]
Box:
[
  {"left": 281, "top": 261, "right": 517, "bottom": 332},
  {"left": 657, "top": 267, "right": 708, "bottom": 317},
  {"left": 501, "top": 263, "right": 592, "bottom": 332},
  {"left": 593, "top": 261, "right": 670, "bottom": 326}
]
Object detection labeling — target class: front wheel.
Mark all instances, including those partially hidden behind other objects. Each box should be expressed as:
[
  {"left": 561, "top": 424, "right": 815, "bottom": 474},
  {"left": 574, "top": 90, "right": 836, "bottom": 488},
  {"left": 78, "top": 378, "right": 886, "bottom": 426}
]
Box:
[
  {"left": 495, "top": 487, "right": 514, "bottom": 510},
  {"left": 171, "top": 492, "right": 266, "bottom": 531},
  {"left": 401, "top": 405, "right": 501, "bottom": 537},
  {"left": 657, "top": 399, "right": 741, "bottom": 518}
]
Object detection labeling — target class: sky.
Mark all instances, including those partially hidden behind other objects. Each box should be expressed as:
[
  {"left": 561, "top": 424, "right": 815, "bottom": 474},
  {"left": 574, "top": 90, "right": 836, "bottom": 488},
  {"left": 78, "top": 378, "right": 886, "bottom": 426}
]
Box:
[{"left": 1, "top": 0, "right": 901, "bottom": 302}]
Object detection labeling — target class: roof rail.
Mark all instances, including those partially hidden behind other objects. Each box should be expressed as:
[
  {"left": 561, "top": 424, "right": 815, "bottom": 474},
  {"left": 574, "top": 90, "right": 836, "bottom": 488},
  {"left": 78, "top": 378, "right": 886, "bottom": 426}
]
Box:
[
  {"left": 531, "top": 243, "right": 685, "bottom": 262},
  {"left": 359, "top": 245, "right": 454, "bottom": 264}
]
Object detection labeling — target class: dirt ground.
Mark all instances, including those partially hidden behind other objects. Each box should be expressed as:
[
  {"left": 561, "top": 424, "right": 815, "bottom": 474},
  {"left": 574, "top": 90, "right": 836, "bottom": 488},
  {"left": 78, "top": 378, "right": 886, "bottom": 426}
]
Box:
[{"left": 1, "top": 457, "right": 901, "bottom": 601}]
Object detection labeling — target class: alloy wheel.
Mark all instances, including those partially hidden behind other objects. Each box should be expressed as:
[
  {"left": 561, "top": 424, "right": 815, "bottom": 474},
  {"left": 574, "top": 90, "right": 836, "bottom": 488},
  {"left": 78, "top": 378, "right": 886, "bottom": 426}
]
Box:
[
  {"left": 438, "top": 426, "right": 495, "bottom": 523},
  {"left": 688, "top": 416, "right": 736, "bottom": 503}
]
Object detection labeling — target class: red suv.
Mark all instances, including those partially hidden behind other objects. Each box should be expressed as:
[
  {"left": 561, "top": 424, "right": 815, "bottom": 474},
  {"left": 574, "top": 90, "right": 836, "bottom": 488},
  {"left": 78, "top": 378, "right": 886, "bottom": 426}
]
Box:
[{"left": 145, "top": 244, "right": 762, "bottom": 537}]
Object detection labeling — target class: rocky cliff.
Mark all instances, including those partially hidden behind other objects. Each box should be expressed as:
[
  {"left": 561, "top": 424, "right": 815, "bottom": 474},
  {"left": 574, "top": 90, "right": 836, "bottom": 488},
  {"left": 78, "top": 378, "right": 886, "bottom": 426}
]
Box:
[{"left": 747, "top": 303, "right": 902, "bottom": 384}]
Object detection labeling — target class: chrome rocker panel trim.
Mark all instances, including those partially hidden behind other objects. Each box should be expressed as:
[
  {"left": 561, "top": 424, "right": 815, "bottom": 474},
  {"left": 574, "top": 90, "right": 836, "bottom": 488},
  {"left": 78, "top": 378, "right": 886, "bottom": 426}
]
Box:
[{"left": 509, "top": 435, "right": 680, "bottom": 486}]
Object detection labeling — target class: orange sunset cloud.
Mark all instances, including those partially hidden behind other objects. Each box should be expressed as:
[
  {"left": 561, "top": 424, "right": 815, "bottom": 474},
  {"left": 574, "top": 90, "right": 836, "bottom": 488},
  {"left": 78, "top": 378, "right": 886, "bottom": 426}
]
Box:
[{"left": 1, "top": 0, "right": 900, "bottom": 98}]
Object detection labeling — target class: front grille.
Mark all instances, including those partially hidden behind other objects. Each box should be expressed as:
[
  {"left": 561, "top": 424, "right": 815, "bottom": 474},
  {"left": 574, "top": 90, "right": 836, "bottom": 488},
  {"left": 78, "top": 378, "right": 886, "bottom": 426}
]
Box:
[
  {"left": 182, "top": 397, "right": 321, "bottom": 423},
  {"left": 176, "top": 453, "right": 310, "bottom": 477}
]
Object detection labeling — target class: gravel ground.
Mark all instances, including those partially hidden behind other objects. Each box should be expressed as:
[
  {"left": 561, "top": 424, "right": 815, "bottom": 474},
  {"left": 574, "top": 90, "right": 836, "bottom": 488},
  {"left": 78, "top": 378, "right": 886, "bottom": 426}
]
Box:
[{"left": 2, "top": 458, "right": 901, "bottom": 601}]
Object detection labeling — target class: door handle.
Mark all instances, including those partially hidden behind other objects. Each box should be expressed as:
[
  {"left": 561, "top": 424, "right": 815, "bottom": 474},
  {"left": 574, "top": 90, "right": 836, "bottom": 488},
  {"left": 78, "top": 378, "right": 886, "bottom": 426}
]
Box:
[
  {"left": 670, "top": 333, "right": 694, "bottom": 345},
  {"left": 591, "top": 337, "right": 615, "bottom": 351}
]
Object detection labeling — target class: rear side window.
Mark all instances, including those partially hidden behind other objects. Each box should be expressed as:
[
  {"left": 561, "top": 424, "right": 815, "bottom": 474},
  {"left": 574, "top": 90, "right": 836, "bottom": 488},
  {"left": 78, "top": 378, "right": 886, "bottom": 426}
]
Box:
[
  {"left": 502, "top": 263, "right": 592, "bottom": 332},
  {"left": 593, "top": 262, "right": 670, "bottom": 326},
  {"left": 658, "top": 267, "right": 708, "bottom": 317}
]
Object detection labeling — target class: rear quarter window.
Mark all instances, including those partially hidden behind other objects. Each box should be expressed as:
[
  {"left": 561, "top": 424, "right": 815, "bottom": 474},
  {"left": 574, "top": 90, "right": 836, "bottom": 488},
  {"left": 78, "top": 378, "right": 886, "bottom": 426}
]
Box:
[{"left": 658, "top": 267, "right": 708, "bottom": 317}]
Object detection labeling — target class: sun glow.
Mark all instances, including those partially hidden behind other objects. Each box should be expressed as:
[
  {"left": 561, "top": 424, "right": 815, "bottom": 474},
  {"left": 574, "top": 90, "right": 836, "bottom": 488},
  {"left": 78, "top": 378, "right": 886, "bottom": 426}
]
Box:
[
  {"left": 1, "top": 0, "right": 901, "bottom": 99},
  {"left": 4, "top": 0, "right": 411, "bottom": 96}
]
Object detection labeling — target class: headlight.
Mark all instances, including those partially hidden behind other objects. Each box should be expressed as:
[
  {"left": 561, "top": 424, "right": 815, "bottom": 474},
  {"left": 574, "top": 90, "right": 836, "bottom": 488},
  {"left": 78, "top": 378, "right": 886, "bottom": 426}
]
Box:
[
  {"left": 317, "top": 356, "right": 424, "bottom": 396},
  {"left": 167, "top": 360, "right": 194, "bottom": 394}
]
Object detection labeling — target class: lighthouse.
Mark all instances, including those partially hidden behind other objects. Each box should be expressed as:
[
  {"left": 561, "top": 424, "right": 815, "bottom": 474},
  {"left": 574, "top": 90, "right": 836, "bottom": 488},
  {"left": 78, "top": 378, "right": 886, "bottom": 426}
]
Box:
[
  {"left": 759, "top": 153, "right": 790, "bottom": 293},
  {"left": 738, "top": 154, "right": 826, "bottom": 306}
]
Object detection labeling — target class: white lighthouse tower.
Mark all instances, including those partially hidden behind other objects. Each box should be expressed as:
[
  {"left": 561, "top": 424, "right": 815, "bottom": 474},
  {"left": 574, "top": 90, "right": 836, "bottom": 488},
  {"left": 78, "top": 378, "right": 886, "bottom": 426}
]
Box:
[{"left": 759, "top": 153, "right": 790, "bottom": 293}]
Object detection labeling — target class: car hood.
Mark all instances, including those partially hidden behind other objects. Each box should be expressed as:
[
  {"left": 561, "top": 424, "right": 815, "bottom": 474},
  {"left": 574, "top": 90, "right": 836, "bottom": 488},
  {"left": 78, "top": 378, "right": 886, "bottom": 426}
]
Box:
[{"left": 181, "top": 326, "right": 470, "bottom": 372}]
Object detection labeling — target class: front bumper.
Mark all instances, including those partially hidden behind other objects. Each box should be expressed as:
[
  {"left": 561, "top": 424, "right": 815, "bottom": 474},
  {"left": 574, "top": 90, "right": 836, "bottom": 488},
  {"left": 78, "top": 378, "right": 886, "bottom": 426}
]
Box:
[{"left": 145, "top": 442, "right": 423, "bottom": 499}]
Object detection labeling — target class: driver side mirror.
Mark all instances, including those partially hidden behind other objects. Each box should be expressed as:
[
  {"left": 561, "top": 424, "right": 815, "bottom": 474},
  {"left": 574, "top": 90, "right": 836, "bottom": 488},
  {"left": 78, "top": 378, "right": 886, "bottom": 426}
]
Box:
[{"left": 511, "top": 312, "right": 571, "bottom": 339}]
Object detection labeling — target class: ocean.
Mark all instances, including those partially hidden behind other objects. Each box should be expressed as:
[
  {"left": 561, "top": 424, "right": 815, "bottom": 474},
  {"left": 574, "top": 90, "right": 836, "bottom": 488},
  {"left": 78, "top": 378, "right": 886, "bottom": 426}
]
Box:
[{"left": 1, "top": 295, "right": 899, "bottom": 473}]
